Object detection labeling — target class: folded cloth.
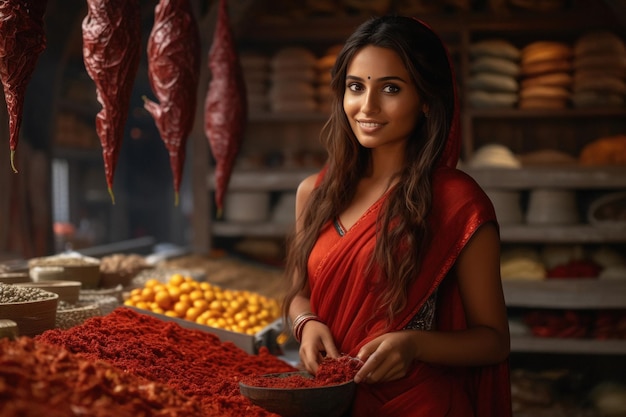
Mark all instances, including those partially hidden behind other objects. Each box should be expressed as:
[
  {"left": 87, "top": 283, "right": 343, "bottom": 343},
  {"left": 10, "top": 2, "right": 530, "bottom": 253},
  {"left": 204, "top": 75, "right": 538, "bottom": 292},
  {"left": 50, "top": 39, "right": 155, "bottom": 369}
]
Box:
[
  {"left": 521, "top": 59, "right": 572, "bottom": 77},
  {"left": 470, "top": 39, "right": 521, "bottom": 61},
  {"left": 471, "top": 56, "right": 521, "bottom": 77},
  {"left": 468, "top": 72, "right": 518, "bottom": 92},
  {"left": 521, "top": 41, "right": 573, "bottom": 65},
  {"left": 521, "top": 72, "right": 573, "bottom": 89},
  {"left": 575, "top": 31, "right": 626, "bottom": 57}
]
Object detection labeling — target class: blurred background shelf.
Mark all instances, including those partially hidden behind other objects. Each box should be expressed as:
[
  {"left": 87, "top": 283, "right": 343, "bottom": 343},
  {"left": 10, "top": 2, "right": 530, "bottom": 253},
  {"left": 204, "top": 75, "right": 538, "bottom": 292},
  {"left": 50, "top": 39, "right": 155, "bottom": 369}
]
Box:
[
  {"left": 503, "top": 279, "right": 626, "bottom": 309},
  {"left": 511, "top": 336, "right": 626, "bottom": 355}
]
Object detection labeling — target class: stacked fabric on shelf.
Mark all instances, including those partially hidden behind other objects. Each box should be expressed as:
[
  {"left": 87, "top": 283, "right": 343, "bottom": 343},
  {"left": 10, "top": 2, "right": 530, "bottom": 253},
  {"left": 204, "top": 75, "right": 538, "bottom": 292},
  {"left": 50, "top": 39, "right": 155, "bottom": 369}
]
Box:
[
  {"left": 519, "top": 41, "right": 573, "bottom": 109},
  {"left": 240, "top": 52, "right": 271, "bottom": 113},
  {"left": 467, "top": 39, "right": 521, "bottom": 109},
  {"left": 316, "top": 44, "right": 342, "bottom": 115},
  {"left": 269, "top": 47, "right": 319, "bottom": 113},
  {"left": 572, "top": 31, "right": 626, "bottom": 108}
]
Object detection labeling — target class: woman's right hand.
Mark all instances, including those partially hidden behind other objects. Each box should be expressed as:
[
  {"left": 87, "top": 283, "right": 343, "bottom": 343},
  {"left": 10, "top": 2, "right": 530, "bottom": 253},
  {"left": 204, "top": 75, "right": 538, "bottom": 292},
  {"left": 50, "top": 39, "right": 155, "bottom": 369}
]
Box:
[{"left": 298, "top": 320, "right": 340, "bottom": 374}]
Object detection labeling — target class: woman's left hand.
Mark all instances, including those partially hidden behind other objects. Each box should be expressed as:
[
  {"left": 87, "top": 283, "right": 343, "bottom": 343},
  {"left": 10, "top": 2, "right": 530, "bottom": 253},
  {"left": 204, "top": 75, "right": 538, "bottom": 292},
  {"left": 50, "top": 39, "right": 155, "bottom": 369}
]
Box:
[{"left": 353, "top": 331, "right": 417, "bottom": 384}]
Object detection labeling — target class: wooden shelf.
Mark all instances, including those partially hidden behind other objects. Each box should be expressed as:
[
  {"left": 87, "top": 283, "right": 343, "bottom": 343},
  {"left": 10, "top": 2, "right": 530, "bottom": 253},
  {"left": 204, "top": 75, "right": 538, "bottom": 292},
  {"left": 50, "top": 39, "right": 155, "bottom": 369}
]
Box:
[
  {"left": 214, "top": 167, "right": 626, "bottom": 192},
  {"left": 207, "top": 169, "right": 315, "bottom": 191},
  {"left": 212, "top": 221, "right": 626, "bottom": 242},
  {"left": 464, "top": 167, "right": 626, "bottom": 189},
  {"left": 249, "top": 112, "right": 328, "bottom": 123},
  {"left": 244, "top": 7, "right": 622, "bottom": 42},
  {"left": 500, "top": 225, "right": 626, "bottom": 243},
  {"left": 212, "top": 221, "right": 292, "bottom": 238},
  {"left": 511, "top": 336, "right": 626, "bottom": 355},
  {"left": 468, "top": 108, "right": 626, "bottom": 119},
  {"left": 503, "top": 279, "right": 626, "bottom": 309}
]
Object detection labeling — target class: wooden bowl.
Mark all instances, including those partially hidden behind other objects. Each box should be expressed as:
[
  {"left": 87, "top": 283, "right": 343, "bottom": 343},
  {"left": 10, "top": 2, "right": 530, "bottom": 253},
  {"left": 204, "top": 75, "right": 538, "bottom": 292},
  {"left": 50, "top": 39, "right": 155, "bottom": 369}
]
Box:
[
  {"left": 29, "top": 255, "right": 101, "bottom": 289},
  {"left": 0, "top": 272, "right": 30, "bottom": 284},
  {"left": 239, "top": 371, "right": 356, "bottom": 417},
  {"left": 15, "top": 280, "right": 81, "bottom": 304},
  {"left": 0, "top": 294, "right": 59, "bottom": 337}
]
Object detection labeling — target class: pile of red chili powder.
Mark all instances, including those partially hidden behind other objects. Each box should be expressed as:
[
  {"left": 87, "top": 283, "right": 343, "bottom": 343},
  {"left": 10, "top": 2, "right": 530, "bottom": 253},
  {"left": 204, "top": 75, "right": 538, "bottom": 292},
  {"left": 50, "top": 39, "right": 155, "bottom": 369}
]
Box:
[
  {"left": 0, "top": 337, "right": 202, "bottom": 417},
  {"left": 241, "top": 356, "right": 363, "bottom": 389},
  {"left": 35, "top": 307, "right": 296, "bottom": 417}
]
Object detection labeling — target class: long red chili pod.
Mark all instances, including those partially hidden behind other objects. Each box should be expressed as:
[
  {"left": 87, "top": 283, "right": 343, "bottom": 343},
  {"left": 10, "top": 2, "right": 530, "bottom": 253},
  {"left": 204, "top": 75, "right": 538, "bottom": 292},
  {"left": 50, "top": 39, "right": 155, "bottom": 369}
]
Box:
[
  {"left": 204, "top": 0, "right": 247, "bottom": 218},
  {"left": 0, "top": 0, "right": 47, "bottom": 173},
  {"left": 144, "top": 0, "right": 200, "bottom": 206},
  {"left": 82, "top": 0, "right": 141, "bottom": 204}
]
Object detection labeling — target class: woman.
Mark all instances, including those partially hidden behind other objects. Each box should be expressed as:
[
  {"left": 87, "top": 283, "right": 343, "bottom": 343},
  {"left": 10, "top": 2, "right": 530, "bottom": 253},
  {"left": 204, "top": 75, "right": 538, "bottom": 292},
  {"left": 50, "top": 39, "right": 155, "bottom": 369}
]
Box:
[{"left": 282, "top": 15, "right": 512, "bottom": 417}]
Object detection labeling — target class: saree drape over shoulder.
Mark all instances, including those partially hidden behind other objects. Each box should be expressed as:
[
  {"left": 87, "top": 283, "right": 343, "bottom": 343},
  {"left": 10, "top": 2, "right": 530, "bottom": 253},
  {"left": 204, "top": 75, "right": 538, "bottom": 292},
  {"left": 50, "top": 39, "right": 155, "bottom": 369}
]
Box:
[{"left": 305, "top": 17, "right": 512, "bottom": 415}]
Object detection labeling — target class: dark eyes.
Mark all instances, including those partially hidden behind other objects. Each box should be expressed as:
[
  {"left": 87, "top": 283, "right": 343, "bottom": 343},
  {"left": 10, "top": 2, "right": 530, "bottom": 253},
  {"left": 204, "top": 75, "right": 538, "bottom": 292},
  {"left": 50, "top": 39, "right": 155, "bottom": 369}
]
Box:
[{"left": 346, "top": 83, "right": 400, "bottom": 94}]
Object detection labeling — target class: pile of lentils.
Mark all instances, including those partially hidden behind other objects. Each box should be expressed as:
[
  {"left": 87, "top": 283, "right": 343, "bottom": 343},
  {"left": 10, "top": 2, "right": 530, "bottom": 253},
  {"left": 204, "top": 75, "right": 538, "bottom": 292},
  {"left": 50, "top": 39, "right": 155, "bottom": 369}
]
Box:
[{"left": 0, "top": 283, "right": 56, "bottom": 304}]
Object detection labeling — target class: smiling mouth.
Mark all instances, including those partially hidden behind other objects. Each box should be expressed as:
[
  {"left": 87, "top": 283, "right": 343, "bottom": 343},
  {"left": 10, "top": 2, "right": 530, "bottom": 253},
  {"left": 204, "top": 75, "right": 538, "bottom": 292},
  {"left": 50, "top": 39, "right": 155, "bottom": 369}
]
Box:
[{"left": 357, "top": 120, "right": 384, "bottom": 128}]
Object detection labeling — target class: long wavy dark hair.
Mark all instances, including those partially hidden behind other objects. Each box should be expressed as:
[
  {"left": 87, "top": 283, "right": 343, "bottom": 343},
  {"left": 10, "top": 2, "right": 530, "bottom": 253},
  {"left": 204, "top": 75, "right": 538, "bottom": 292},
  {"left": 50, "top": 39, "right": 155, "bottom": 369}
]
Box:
[{"left": 282, "top": 15, "right": 456, "bottom": 326}]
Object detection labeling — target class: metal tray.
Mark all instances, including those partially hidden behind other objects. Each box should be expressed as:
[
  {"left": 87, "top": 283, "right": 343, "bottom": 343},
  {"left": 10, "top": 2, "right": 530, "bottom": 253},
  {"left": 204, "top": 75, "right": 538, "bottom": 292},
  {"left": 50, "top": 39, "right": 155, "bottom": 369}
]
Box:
[{"left": 126, "top": 306, "right": 284, "bottom": 355}]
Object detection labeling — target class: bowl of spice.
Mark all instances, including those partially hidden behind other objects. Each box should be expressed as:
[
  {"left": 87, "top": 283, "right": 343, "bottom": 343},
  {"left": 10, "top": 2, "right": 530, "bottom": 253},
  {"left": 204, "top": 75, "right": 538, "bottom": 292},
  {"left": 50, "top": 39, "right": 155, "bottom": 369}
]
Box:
[
  {"left": 29, "top": 253, "right": 101, "bottom": 289},
  {"left": 0, "top": 283, "right": 59, "bottom": 337},
  {"left": 0, "top": 272, "right": 30, "bottom": 284},
  {"left": 239, "top": 356, "right": 361, "bottom": 417},
  {"left": 15, "top": 280, "right": 81, "bottom": 304}
]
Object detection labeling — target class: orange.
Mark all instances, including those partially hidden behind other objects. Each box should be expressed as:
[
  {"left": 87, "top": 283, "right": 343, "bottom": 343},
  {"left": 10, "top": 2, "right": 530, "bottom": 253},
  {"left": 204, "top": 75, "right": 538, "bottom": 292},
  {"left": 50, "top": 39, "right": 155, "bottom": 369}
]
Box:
[
  {"left": 167, "top": 286, "right": 181, "bottom": 302},
  {"left": 179, "top": 282, "right": 194, "bottom": 295},
  {"left": 145, "top": 278, "right": 160, "bottom": 288},
  {"left": 173, "top": 301, "right": 191, "bottom": 318},
  {"left": 140, "top": 287, "right": 155, "bottom": 302},
  {"left": 189, "top": 289, "right": 204, "bottom": 302},
  {"left": 208, "top": 300, "right": 223, "bottom": 313},
  {"left": 169, "top": 274, "right": 185, "bottom": 287},
  {"left": 195, "top": 315, "right": 208, "bottom": 326},
  {"left": 192, "top": 299, "right": 209, "bottom": 311},
  {"left": 155, "top": 291, "right": 172, "bottom": 310},
  {"left": 204, "top": 290, "right": 215, "bottom": 303},
  {"left": 185, "top": 307, "right": 201, "bottom": 322}
]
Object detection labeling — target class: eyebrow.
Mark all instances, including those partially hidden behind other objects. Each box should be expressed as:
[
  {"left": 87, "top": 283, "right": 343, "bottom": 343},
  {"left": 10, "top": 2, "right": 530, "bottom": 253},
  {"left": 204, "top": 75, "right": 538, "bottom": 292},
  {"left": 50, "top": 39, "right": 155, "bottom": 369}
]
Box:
[{"left": 346, "top": 75, "right": 408, "bottom": 83}]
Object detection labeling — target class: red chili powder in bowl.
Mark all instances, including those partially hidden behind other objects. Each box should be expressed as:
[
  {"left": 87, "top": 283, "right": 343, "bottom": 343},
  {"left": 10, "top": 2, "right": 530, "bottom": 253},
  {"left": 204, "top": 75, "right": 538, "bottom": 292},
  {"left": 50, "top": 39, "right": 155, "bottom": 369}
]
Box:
[{"left": 241, "top": 355, "right": 363, "bottom": 388}]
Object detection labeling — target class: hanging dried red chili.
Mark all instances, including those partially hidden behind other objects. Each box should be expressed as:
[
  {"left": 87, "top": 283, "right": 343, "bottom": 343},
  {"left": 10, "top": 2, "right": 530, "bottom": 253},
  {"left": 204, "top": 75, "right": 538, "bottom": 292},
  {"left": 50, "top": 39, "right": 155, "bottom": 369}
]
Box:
[
  {"left": 0, "top": 337, "right": 203, "bottom": 417},
  {"left": 144, "top": 0, "right": 200, "bottom": 206},
  {"left": 0, "top": 0, "right": 47, "bottom": 173},
  {"left": 36, "top": 307, "right": 295, "bottom": 417},
  {"left": 204, "top": 0, "right": 247, "bottom": 217},
  {"left": 82, "top": 0, "right": 141, "bottom": 204}
]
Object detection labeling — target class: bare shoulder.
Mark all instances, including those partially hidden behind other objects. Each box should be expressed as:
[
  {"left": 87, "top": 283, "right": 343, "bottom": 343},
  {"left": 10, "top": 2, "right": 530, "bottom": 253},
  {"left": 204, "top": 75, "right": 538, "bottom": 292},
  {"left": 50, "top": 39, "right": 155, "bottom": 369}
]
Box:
[{"left": 296, "top": 173, "right": 319, "bottom": 211}]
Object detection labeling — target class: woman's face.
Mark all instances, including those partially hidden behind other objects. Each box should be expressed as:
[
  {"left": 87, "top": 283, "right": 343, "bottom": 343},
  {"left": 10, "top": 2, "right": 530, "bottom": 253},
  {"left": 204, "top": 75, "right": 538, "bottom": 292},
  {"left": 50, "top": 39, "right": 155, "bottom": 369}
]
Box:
[{"left": 343, "top": 45, "right": 424, "bottom": 151}]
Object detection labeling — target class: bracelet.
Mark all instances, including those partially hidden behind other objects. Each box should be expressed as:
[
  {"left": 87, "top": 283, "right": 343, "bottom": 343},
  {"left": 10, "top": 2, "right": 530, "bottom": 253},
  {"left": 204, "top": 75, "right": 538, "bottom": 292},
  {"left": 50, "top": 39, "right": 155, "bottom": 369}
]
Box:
[
  {"left": 291, "top": 312, "right": 323, "bottom": 343},
  {"left": 291, "top": 312, "right": 316, "bottom": 336}
]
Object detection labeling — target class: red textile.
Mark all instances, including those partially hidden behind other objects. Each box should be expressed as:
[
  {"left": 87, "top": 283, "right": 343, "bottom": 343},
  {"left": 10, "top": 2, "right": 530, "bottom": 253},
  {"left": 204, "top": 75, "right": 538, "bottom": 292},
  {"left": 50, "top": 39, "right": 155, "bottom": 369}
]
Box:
[{"left": 306, "top": 18, "right": 512, "bottom": 417}]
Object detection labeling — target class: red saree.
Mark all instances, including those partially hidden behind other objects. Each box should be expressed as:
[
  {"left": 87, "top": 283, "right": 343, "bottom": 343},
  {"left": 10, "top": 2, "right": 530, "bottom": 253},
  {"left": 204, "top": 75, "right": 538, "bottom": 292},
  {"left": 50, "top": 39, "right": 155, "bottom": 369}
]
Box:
[{"left": 306, "top": 18, "right": 512, "bottom": 417}]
